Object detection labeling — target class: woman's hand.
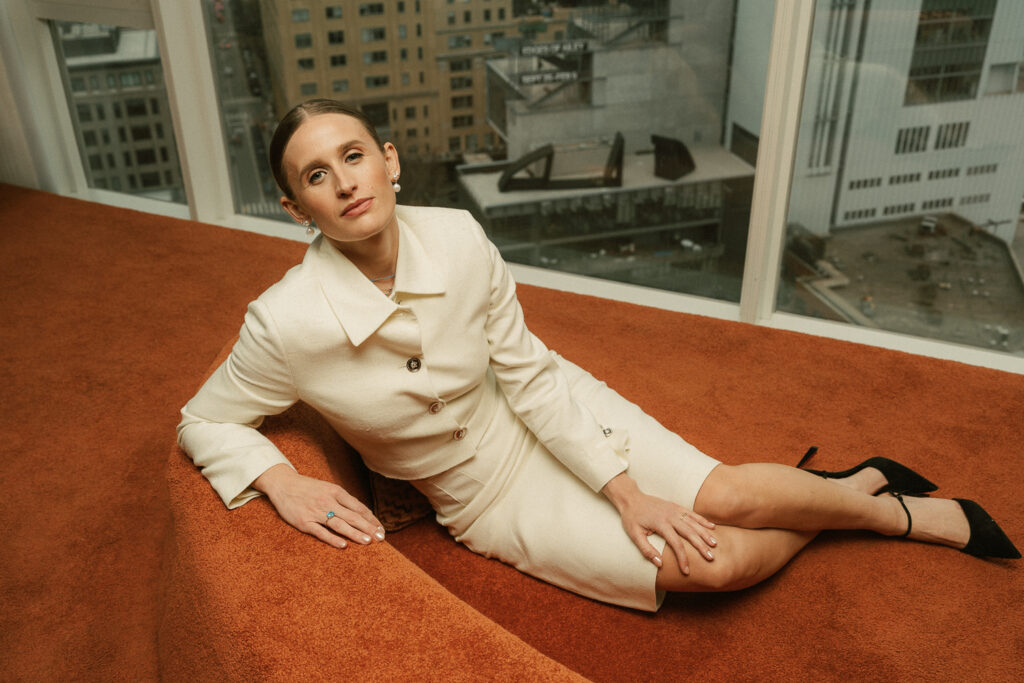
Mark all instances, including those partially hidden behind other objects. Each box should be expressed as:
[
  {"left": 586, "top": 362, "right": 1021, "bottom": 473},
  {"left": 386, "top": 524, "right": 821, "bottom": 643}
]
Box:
[
  {"left": 602, "top": 472, "right": 717, "bottom": 576},
  {"left": 252, "top": 464, "right": 386, "bottom": 549}
]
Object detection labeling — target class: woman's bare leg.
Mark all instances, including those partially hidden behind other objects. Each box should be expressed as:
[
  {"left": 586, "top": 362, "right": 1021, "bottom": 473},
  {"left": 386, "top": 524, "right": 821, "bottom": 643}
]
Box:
[
  {"left": 693, "top": 463, "right": 969, "bottom": 546},
  {"left": 656, "top": 463, "right": 971, "bottom": 593}
]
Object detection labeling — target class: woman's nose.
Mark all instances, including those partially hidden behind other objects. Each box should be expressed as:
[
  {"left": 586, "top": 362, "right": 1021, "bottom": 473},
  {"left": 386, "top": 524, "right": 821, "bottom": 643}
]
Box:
[{"left": 334, "top": 172, "right": 356, "bottom": 195}]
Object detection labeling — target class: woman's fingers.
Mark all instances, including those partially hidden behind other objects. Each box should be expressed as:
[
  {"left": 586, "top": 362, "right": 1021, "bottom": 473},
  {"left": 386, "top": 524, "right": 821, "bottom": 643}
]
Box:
[
  {"left": 323, "top": 504, "right": 385, "bottom": 544},
  {"left": 627, "top": 527, "right": 665, "bottom": 568}
]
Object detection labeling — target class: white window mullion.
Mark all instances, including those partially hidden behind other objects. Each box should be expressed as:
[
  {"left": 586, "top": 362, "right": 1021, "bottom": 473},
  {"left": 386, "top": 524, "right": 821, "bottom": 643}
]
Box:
[
  {"left": 739, "top": 0, "right": 817, "bottom": 325},
  {"left": 151, "top": 0, "right": 234, "bottom": 223}
]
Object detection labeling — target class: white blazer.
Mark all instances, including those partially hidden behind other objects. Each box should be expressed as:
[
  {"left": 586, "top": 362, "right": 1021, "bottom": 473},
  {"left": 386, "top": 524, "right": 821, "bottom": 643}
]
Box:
[{"left": 178, "top": 206, "right": 628, "bottom": 509}]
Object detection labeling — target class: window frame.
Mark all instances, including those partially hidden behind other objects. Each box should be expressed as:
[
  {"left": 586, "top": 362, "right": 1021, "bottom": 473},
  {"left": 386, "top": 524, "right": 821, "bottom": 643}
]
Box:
[{"left": 1, "top": 0, "right": 1020, "bottom": 374}]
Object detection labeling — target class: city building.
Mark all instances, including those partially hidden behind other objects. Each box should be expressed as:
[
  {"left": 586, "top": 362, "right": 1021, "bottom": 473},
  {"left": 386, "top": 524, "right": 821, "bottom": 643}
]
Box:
[
  {"left": 461, "top": 0, "right": 754, "bottom": 300},
  {"left": 731, "top": 0, "right": 1024, "bottom": 245},
  {"left": 55, "top": 23, "right": 183, "bottom": 202},
  {"left": 255, "top": 0, "right": 568, "bottom": 161}
]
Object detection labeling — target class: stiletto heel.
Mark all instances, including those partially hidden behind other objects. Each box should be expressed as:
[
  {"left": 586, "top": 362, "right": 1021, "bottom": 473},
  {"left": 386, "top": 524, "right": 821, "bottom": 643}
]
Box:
[
  {"left": 954, "top": 498, "right": 1021, "bottom": 559},
  {"left": 797, "top": 447, "right": 938, "bottom": 495}
]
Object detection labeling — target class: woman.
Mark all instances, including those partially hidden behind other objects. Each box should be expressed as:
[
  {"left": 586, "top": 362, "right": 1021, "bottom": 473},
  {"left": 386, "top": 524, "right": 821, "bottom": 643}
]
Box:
[{"left": 178, "top": 99, "right": 1018, "bottom": 612}]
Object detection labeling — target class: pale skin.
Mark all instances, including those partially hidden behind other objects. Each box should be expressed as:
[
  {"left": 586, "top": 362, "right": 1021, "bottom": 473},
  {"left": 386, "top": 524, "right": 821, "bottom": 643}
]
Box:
[{"left": 253, "top": 111, "right": 975, "bottom": 588}]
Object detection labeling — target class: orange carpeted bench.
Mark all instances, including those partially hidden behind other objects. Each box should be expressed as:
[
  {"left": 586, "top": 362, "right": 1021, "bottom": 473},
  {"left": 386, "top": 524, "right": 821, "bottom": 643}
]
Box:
[{"left": 160, "top": 341, "right": 583, "bottom": 681}]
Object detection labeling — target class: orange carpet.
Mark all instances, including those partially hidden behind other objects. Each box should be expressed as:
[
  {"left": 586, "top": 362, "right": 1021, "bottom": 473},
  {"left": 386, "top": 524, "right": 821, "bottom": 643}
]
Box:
[{"left": 1, "top": 184, "right": 1021, "bottom": 680}]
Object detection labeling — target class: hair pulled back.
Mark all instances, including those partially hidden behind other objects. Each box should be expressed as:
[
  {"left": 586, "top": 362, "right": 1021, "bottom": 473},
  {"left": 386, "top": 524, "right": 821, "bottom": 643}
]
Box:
[{"left": 269, "top": 99, "right": 385, "bottom": 199}]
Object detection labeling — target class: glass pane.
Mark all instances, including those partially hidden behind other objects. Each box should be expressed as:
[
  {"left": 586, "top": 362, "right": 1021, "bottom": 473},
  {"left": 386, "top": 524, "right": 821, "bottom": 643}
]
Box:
[
  {"left": 775, "top": 0, "right": 1024, "bottom": 355},
  {"left": 202, "top": 1, "right": 775, "bottom": 303},
  {"left": 50, "top": 21, "right": 186, "bottom": 204}
]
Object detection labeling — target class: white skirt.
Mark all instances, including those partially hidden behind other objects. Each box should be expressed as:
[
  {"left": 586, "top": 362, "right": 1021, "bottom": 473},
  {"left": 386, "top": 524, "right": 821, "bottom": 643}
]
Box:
[{"left": 411, "top": 353, "right": 720, "bottom": 612}]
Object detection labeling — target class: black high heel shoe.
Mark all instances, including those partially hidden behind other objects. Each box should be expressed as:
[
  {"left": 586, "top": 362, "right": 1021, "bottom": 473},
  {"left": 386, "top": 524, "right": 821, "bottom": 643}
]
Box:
[
  {"left": 889, "top": 492, "right": 1021, "bottom": 559},
  {"left": 796, "top": 446, "right": 938, "bottom": 495},
  {"left": 955, "top": 498, "right": 1022, "bottom": 559}
]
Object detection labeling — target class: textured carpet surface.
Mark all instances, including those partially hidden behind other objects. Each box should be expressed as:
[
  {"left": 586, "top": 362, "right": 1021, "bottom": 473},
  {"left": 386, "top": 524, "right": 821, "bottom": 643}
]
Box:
[{"left": 1, "top": 184, "right": 1022, "bottom": 680}]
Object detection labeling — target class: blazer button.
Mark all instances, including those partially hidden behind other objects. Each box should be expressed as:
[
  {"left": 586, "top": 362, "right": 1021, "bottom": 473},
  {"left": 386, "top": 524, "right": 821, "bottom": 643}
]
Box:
[
  {"left": 453, "top": 427, "right": 467, "bottom": 441},
  {"left": 406, "top": 357, "right": 421, "bottom": 372},
  {"left": 428, "top": 400, "right": 445, "bottom": 414}
]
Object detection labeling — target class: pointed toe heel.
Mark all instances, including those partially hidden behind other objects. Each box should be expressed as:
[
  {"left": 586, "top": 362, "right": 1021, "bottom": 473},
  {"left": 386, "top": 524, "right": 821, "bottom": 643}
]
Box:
[
  {"left": 955, "top": 498, "right": 1021, "bottom": 559},
  {"left": 796, "top": 447, "right": 938, "bottom": 495}
]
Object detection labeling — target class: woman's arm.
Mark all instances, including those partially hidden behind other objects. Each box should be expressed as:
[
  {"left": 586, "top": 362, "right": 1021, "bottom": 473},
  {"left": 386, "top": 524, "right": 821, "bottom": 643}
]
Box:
[
  {"left": 178, "top": 299, "right": 383, "bottom": 546},
  {"left": 473, "top": 224, "right": 716, "bottom": 572}
]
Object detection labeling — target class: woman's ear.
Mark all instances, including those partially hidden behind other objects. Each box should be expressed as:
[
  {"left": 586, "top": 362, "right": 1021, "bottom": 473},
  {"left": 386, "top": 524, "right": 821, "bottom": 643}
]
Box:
[
  {"left": 280, "top": 196, "right": 308, "bottom": 225},
  {"left": 384, "top": 142, "right": 401, "bottom": 182}
]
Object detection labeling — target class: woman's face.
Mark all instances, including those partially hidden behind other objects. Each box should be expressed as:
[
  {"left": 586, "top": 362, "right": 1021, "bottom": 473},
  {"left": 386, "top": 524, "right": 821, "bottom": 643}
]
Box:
[{"left": 279, "top": 113, "right": 400, "bottom": 250}]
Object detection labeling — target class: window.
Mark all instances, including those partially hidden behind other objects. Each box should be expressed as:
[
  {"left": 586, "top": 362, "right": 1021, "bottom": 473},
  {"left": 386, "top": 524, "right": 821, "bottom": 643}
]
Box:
[
  {"left": 447, "top": 12, "right": 455, "bottom": 26},
  {"left": 399, "top": 25, "right": 407, "bottom": 39},
  {"left": 934, "top": 121, "right": 969, "bottom": 150},
  {"left": 452, "top": 115, "right": 473, "bottom": 128},
  {"left": 120, "top": 72, "right": 142, "bottom": 87},
  {"left": 88, "top": 154, "right": 102, "bottom": 171},
  {"left": 889, "top": 172, "right": 921, "bottom": 185},
  {"left": 451, "top": 95, "right": 473, "bottom": 109},
  {"left": 365, "top": 75, "right": 389, "bottom": 88},
  {"left": 848, "top": 177, "right": 881, "bottom": 190},
  {"left": 401, "top": 73, "right": 410, "bottom": 86},
  {"left": 300, "top": 82, "right": 318, "bottom": 95},
  {"left": 921, "top": 197, "right": 954, "bottom": 210},
  {"left": 404, "top": 106, "right": 416, "bottom": 119},
  {"left": 960, "top": 193, "right": 990, "bottom": 205},
  {"left": 76, "top": 103, "right": 92, "bottom": 122},
  {"left": 363, "top": 51, "right": 387, "bottom": 65},
  {"left": 359, "top": 3, "right": 385, "bottom": 16},
  {"left": 135, "top": 148, "right": 156, "bottom": 165},
  {"left": 361, "top": 27, "right": 386, "bottom": 42},
  {"left": 400, "top": 48, "right": 408, "bottom": 61},
  {"left": 295, "top": 33, "right": 312, "bottom": 49},
  {"left": 484, "top": 9, "right": 491, "bottom": 21},
  {"left": 965, "top": 163, "right": 997, "bottom": 176},
  {"left": 450, "top": 58, "right": 472, "bottom": 72},
  {"left": 83, "top": 130, "right": 97, "bottom": 146},
  {"left": 326, "top": 6, "right": 343, "bottom": 19},
  {"left": 298, "top": 58, "right": 315, "bottom": 71},
  {"left": 449, "top": 136, "right": 461, "bottom": 152},
  {"left": 406, "top": 128, "right": 417, "bottom": 138},
  {"left": 464, "top": 11, "right": 471, "bottom": 23},
  {"left": 450, "top": 76, "right": 472, "bottom": 89},
  {"left": 905, "top": 0, "right": 994, "bottom": 105},
  {"left": 125, "top": 98, "right": 147, "bottom": 117},
  {"left": 291, "top": 9, "right": 310, "bottom": 22},
  {"left": 140, "top": 171, "right": 161, "bottom": 187},
  {"left": 332, "top": 79, "right": 349, "bottom": 92},
  {"left": 895, "top": 126, "right": 930, "bottom": 154},
  {"left": 70, "top": 77, "right": 86, "bottom": 92},
  {"left": 328, "top": 30, "right": 344, "bottom": 45},
  {"left": 926, "top": 167, "right": 959, "bottom": 180},
  {"left": 842, "top": 208, "right": 877, "bottom": 221},
  {"left": 130, "top": 125, "right": 152, "bottom": 141},
  {"left": 449, "top": 35, "right": 471, "bottom": 49},
  {"left": 330, "top": 54, "right": 347, "bottom": 67},
  {"left": 984, "top": 63, "right": 1015, "bottom": 96},
  {"left": 883, "top": 203, "right": 914, "bottom": 216}
]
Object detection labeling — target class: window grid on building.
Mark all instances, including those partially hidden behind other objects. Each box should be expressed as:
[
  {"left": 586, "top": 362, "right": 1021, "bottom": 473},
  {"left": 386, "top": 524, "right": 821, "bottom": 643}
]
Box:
[
  {"left": 895, "top": 126, "right": 930, "bottom": 154},
  {"left": 927, "top": 167, "right": 959, "bottom": 180},
  {"left": 889, "top": 172, "right": 921, "bottom": 185},
  {"left": 934, "top": 121, "right": 969, "bottom": 150},
  {"left": 921, "top": 197, "right": 954, "bottom": 210},
  {"left": 883, "top": 202, "right": 915, "bottom": 216},
  {"left": 960, "top": 193, "right": 990, "bottom": 205},
  {"left": 849, "top": 177, "right": 882, "bottom": 190}
]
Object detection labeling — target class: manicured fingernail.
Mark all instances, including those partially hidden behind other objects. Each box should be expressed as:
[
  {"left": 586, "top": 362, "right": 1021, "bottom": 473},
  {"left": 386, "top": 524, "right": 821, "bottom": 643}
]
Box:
[
  {"left": 362, "top": 535, "right": 372, "bottom": 543},
  {"left": 709, "top": 537, "right": 717, "bottom": 546},
  {"left": 706, "top": 550, "right": 714, "bottom": 560},
  {"left": 683, "top": 566, "right": 690, "bottom": 576},
  {"left": 377, "top": 525, "right": 385, "bottom": 532},
  {"left": 653, "top": 555, "right": 662, "bottom": 567},
  {"left": 339, "top": 541, "right": 347, "bottom": 548},
  {"left": 375, "top": 531, "right": 385, "bottom": 540}
]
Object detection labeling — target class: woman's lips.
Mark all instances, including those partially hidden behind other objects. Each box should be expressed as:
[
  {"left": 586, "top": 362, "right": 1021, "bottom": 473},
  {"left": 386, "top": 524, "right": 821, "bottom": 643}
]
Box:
[{"left": 342, "top": 197, "right": 372, "bottom": 217}]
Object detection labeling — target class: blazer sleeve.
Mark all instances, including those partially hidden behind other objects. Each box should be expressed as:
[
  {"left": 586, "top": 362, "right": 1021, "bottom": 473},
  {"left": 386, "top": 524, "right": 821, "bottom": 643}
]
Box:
[
  {"left": 177, "top": 299, "right": 300, "bottom": 509},
  {"left": 477, "top": 227, "right": 628, "bottom": 493}
]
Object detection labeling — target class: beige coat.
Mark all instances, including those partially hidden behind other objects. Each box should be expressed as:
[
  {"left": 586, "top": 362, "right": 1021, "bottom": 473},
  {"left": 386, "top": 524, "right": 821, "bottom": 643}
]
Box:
[{"left": 177, "top": 205, "right": 628, "bottom": 509}]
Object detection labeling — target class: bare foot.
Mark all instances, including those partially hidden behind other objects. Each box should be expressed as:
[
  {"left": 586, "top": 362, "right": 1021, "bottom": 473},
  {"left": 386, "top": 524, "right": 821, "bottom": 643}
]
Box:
[{"left": 887, "top": 494, "right": 970, "bottom": 549}]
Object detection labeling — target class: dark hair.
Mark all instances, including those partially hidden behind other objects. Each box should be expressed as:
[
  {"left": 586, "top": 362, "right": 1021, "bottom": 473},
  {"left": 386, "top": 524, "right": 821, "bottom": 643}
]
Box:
[{"left": 268, "top": 99, "right": 385, "bottom": 200}]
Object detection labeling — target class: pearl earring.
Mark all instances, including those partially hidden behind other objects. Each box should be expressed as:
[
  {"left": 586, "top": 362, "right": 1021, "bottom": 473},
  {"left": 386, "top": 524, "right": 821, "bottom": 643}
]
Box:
[
  {"left": 302, "top": 219, "right": 314, "bottom": 237},
  {"left": 392, "top": 175, "right": 401, "bottom": 193}
]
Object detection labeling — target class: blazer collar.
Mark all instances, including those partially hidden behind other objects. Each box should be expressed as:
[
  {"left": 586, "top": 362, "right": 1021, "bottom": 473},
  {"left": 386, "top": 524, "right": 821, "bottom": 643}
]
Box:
[{"left": 312, "top": 214, "right": 446, "bottom": 346}]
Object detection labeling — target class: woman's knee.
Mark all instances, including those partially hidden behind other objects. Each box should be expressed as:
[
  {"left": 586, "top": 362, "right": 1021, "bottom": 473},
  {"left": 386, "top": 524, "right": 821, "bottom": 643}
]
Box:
[
  {"left": 657, "top": 532, "right": 762, "bottom": 593},
  {"left": 693, "top": 464, "right": 763, "bottom": 524}
]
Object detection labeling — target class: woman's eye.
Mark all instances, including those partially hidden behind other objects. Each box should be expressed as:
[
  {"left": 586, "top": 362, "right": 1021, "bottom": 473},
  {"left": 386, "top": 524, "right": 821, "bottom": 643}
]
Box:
[
  {"left": 346, "top": 152, "right": 363, "bottom": 163},
  {"left": 308, "top": 170, "right": 326, "bottom": 183}
]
